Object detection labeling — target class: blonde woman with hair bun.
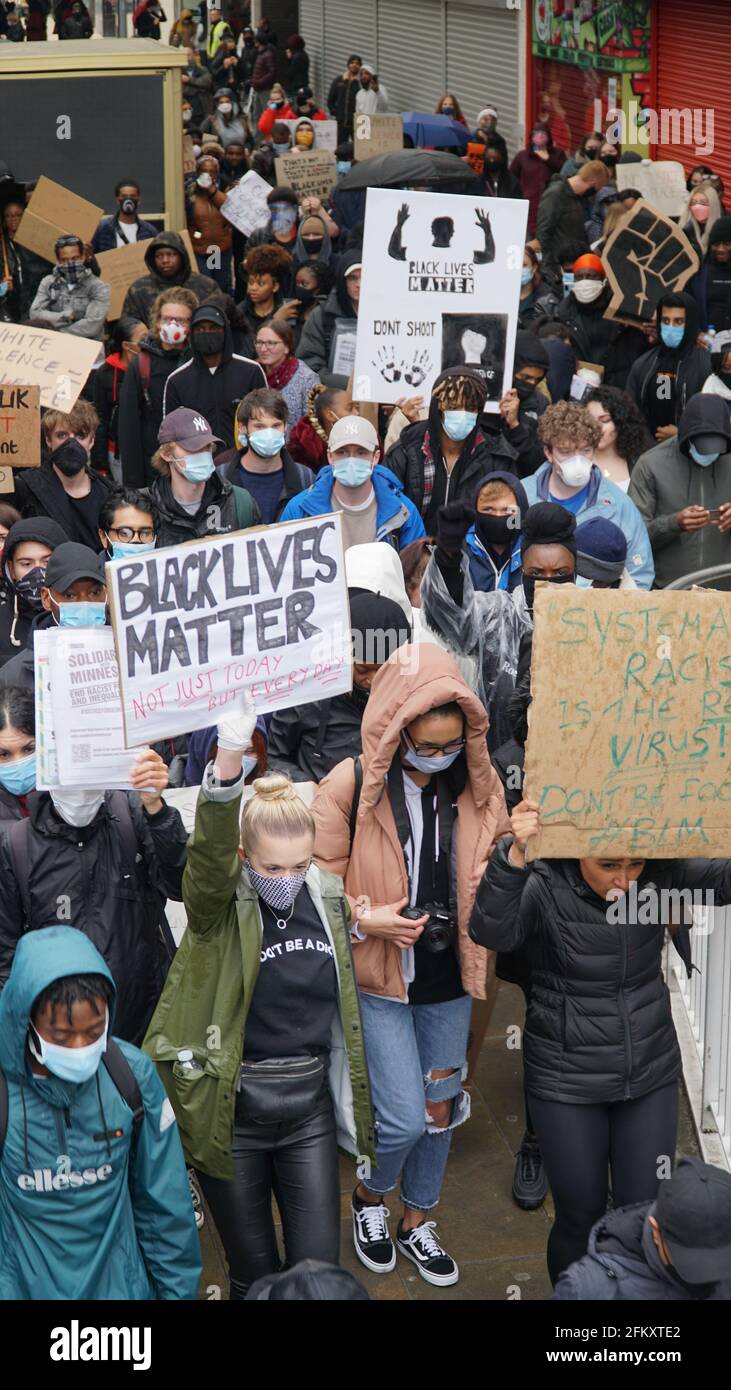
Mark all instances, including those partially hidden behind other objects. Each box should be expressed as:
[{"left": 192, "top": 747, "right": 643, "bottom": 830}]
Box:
[{"left": 144, "top": 690, "right": 374, "bottom": 1300}]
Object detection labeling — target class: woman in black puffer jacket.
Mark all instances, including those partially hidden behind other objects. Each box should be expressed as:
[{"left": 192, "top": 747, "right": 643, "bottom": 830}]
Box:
[{"left": 469, "top": 797, "right": 731, "bottom": 1284}]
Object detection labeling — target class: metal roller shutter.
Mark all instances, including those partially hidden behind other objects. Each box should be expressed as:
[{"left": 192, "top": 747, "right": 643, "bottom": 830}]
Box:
[
  {"left": 375, "top": 0, "right": 446, "bottom": 115},
  {"left": 655, "top": 0, "right": 731, "bottom": 192},
  {"left": 445, "top": 1, "right": 520, "bottom": 155},
  {"left": 322, "top": 0, "right": 378, "bottom": 109},
  {"left": 299, "top": 0, "right": 325, "bottom": 104}
]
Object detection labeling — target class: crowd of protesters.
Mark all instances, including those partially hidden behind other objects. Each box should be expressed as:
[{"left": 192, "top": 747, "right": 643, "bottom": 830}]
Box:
[{"left": 0, "top": 0, "right": 730, "bottom": 1311}]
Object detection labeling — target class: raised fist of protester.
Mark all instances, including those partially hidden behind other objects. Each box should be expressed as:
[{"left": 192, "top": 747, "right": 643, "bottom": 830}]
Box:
[
  {"left": 437, "top": 500, "right": 476, "bottom": 555},
  {"left": 130, "top": 747, "right": 170, "bottom": 814},
  {"left": 217, "top": 687, "right": 257, "bottom": 752},
  {"left": 508, "top": 798, "right": 541, "bottom": 868}
]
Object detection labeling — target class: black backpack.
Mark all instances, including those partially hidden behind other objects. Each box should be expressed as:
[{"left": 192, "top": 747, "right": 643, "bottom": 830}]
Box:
[{"left": 0, "top": 1038, "right": 144, "bottom": 1158}]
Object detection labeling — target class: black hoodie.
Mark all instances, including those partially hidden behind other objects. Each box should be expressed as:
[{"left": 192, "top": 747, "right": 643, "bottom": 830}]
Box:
[
  {"left": 161, "top": 303, "right": 265, "bottom": 450},
  {"left": 119, "top": 231, "right": 222, "bottom": 328},
  {"left": 118, "top": 334, "right": 191, "bottom": 488},
  {"left": 297, "top": 248, "right": 360, "bottom": 388},
  {"left": 625, "top": 292, "right": 712, "bottom": 426},
  {"left": 0, "top": 519, "right": 67, "bottom": 669}
]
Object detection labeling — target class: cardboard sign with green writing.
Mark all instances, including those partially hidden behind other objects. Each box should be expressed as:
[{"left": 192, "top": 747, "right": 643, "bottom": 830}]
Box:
[
  {"left": 524, "top": 586, "right": 731, "bottom": 860},
  {"left": 14, "top": 177, "right": 103, "bottom": 266},
  {"left": 275, "top": 150, "right": 337, "bottom": 203},
  {"left": 0, "top": 384, "right": 40, "bottom": 470},
  {"left": 354, "top": 113, "right": 404, "bottom": 160}
]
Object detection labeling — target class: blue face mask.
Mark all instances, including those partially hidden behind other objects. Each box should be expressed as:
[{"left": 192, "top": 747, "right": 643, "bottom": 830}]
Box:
[
  {"left": 562, "top": 272, "right": 575, "bottom": 294},
  {"left": 402, "top": 743, "right": 463, "bottom": 775},
  {"left": 58, "top": 601, "right": 107, "bottom": 628},
  {"left": 689, "top": 443, "right": 721, "bottom": 467},
  {"left": 336, "top": 160, "right": 352, "bottom": 176},
  {"left": 0, "top": 752, "right": 36, "bottom": 796},
  {"left": 272, "top": 141, "right": 291, "bottom": 154},
  {"left": 109, "top": 540, "right": 156, "bottom": 559},
  {"left": 661, "top": 323, "right": 685, "bottom": 349},
  {"left": 331, "top": 455, "right": 372, "bottom": 487},
  {"left": 249, "top": 427, "right": 285, "bottom": 457},
  {"left": 521, "top": 267, "right": 534, "bottom": 287},
  {"left": 29, "top": 1014, "right": 108, "bottom": 1085},
  {"left": 181, "top": 450, "right": 215, "bottom": 482},
  {"left": 442, "top": 410, "right": 478, "bottom": 442}
]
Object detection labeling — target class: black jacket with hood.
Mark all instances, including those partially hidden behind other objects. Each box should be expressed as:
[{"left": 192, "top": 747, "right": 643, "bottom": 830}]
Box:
[
  {"left": 625, "top": 292, "right": 712, "bottom": 421},
  {"left": 298, "top": 248, "right": 360, "bottom": 388},
  {"left": 161, "top": 303, "right": 265, "bottom": 450},
  {"left": 216, "top": 446, "right": 314, "bottom": 521},
  {"left": 628, "top": 393, "right": 731, "bottom": 587},
  {"left": 120, "top": 231, "right": 221, "bottom": 328},
  {"left": 268, "top": 688, "right": 368, "bottom": 783},
  {"left": 0, "top": 611, "right": 57, "bottom": 691},
  {"left": 469, "top": 842, "right": 731, "bottom": 1105},
  {"left": 149, "top": 468, "right": 260, "bottom": 550},
  {"left": 0, "top": 789, "right": 188, "bottom": 1045},
  {"left": 384, "top": 368, "right": 520, "bottom": 530},
  {"left": 12, "top": 462, "right": 113, "bottom": 550},
  {"left": 118, "top": 335, "right": 191, "bottom": 488},
  {"left": 0, "top": 519, "right": 67, "bottom": 670},
  {"left": 556, "top": 288, "right": 646, "bottom": 389}
]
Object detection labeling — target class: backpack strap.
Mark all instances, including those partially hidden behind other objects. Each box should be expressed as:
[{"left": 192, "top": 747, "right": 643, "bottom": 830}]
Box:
[
  {"left": 0, "top": 1067, "right": 7, "bottom": 1158},
  {"left": 101, "top": 1038, "right": 144, "bottom": 1153},
  {"left": 138, "top": 348, "right": 152, "bottom": 408},
  {"left": 108, "top": 790, "right": 140, "bottom": 877},
  {"left": 232, "top": 484, "right": 255, "bottom": 530},
  {"left": 7, "top": 817, "right": 31, "bottom": 923},
  {"left": 348, "top": 755, "right": 362, "bottom": 854}
]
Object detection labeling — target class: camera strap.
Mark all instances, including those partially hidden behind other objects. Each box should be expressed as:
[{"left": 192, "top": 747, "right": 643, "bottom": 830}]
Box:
[{"left": 387, "top": 759, "right": 455, "bottom": 908}]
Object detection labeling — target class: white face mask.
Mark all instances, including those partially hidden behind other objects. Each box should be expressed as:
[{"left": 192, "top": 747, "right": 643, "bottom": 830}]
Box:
[
  {"left": 197, "top": 172, "right": 214, "bottom": 189},
  {"left": 555, "top": 453, "right": 593, "bottom": 488},
  {"left": 50, "top": 788, "right": 106, "bottom": 827},
  {"left": 573, "top": 278, "right": 606, "bottom": 304}
]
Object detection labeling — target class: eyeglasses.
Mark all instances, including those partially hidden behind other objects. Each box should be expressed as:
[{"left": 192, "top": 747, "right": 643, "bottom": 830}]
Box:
[
  {"left": 402, "top": 728, "right": 465, "bottom": 759},
  {"left": 108, "top": 526, "right": 156, "bottom": 543},
  {"left": 256, "top": 340, "right": 280, "bottom": 350}
]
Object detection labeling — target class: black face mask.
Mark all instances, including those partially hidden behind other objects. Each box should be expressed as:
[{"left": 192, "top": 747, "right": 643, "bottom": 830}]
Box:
[
  {"left": 475, "top": 513, "right": 517, "bottom": 549},
  {"left": 14, "top": 566, "right": 46, "bottom": 610},
  {"left": 192, "top": 329, "right": 225, "bottom": 356},
  {"left": 522, "top": 571, "right": 574, "bottom": 614},
  {"left": 302, "top": 237, "right": 324, "bottom": 256},
  {"left": 50, "top": 437, "right": 88, "bottom": 477},
  {"left": 294, "top": 285, "right": 317, "bottom": 305},
  {"left": 485, "top": 160, "right": 503, "bottom": 173},
  {"left": 602, "top": 155, "right": 618, "bottom": 170},
  {"left": 514, "top": 378, "right": 538, "bottom": 402}
]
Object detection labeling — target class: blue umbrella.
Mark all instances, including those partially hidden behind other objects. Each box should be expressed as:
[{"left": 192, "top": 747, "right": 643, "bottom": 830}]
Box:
[{"left": 401, "top": 112, "right": 469, "bottom": 150}]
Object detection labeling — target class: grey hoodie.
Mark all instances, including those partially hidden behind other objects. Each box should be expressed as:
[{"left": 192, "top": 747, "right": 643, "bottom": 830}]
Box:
[{"left": 628, "top": 393, "right": 731, "bottom": 587}]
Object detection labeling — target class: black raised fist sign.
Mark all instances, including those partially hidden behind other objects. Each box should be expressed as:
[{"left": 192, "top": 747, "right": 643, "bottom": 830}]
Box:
[{"left": 604, "top": 202, "right": 699, "bottom": 324}]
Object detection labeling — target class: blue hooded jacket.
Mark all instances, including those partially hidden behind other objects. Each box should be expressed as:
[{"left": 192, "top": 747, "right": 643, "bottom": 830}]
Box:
[
  {"left": 523, "top": 461, "right": 654, "bottom": 589},
  {"left": 0, "top": 928, "right": 201, "bottom": 1300},
  {"left": 279, "top": 463, "right": 426, "bottom": 550},
  {"left": 465, "top": 470, "right": 529, "bottom": 593}
]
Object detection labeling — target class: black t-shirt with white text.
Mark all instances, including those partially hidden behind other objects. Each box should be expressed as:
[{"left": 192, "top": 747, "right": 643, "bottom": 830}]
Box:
[{"left": 243, "top": 885, "right": 339, "bottom": 1062}]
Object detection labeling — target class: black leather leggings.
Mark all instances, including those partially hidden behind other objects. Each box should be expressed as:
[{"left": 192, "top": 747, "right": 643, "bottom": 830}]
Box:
[{"left": 196, "top": 1093, "right": 340, "bottom": 1299}]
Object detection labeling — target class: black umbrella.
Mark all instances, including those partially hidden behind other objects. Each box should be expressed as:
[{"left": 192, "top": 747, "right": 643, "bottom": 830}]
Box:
[{"left": 339, "top": 149, "right": 482, "bottom": 193}]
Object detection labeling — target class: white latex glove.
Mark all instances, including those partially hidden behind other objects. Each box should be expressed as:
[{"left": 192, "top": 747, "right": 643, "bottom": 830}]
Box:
[{"left": 216, "top": 688, "right": 257, "bottom": 752}]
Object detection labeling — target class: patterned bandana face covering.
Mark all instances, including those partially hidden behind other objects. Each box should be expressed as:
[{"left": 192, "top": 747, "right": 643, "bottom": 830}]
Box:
[{"left": 245, "top": 860, "right": 308, "bottom": 927}]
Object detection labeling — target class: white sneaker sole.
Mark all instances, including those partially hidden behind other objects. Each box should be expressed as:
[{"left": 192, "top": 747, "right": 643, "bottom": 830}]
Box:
[
  {"left": 396, "top": 1237, "right": 459, "bottom": 1286},
  {"left": 351, "top": 1211, "right": 397, "bottom": 1274}
]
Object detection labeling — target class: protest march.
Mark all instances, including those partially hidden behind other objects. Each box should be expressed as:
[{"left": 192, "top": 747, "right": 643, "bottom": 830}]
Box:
[{"left": 1, "top": 0, "right": 731, "bottom": 1351}]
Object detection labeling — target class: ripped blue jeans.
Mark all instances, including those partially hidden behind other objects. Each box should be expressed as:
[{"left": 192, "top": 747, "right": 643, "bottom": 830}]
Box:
[{"left": 358, "top": 992, "right": 472, "bottom": 1212}]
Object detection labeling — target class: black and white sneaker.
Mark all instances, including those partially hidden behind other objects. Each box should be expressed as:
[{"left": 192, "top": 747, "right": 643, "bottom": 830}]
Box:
[
  {"left": 396, "top": 1220, "right": 459, "bottom": 1286},
  {"left": 188, "top": 1168, "right": 204, "bottom": 1231},
  {"left": 352, "top": 1190, "right": 396, "bottom": 1273}
]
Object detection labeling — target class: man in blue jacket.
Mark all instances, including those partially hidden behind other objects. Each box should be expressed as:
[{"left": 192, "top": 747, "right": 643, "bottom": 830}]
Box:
[
  {"left": 280, "top": 415, "right": 425, "bottom": 550},
  {"left": 91, "top": 179, "right": 159, "bottom": 252},
  {"left": 522, "top": 400, "right": 654, "bottom": 589},
  {"left": 0, "top": 927, "right": 201, "bottom": 1300}
]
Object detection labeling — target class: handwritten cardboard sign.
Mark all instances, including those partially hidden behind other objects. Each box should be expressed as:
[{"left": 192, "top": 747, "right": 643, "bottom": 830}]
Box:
[
  {"left": 616, "top": 160, "right": 688, "bottom": 220},
  {"left": 525, "top": 585, "right": 731, "bottom": 860},
  {"left": 354, "top": 113, "right": 404, "bottom": 160},
  {"left": 220, "top": 171, "right": 272, "bottom": 237},
  {"left": 0, "top": 324, "right": 99, "bottom": 411},
  {"left": 0, "top": 384, "right": 41, "bottom": 469},
  {"left": 96, "top": 232, "right": 196, "bottom": 320},
  {"left": 107, "top": 515, "right": 353, "bottom": 746},
  {"left": 603, "top": 199, "right": 699, "bottom": 327},
  {"left": 14, "top": 176, "right": 103, "bottom": 266},
  {"left": 275, "top": 150, "right": 337, "bottom": 204}
]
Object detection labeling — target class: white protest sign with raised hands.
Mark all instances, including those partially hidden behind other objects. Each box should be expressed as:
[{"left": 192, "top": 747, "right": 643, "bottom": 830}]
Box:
[
  {"left": 353, "top": 188, "right": 529, "bottom": 409},
  {"left": 106, "top": 514, "right": 353, "bottom": 747}
]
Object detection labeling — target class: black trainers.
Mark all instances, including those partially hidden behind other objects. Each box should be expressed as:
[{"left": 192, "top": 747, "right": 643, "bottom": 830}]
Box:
[
  {"left": 396, "top": 1219, "right": 459, "bottom": 1286},
  {"left": 512, "top": 1131, "right": 548, "bottom": 1210},
  {"left": 352, "top": 1190, "right": 396, "bottom": 1274}
]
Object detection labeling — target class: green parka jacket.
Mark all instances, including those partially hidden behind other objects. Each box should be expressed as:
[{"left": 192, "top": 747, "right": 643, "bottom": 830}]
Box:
[{"left": 144, "top": 771, "right": 375, "bottom": 1180}]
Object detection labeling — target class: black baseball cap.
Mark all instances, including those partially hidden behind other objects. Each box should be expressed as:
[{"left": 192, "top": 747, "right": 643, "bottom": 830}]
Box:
[
  {"left": 690, "top": 431, "right": 729, "bottom": 455},
  {"left": 655, "top": 1156, "right": 731, "bottom": 1283},
  {"left": 44, "top": 543, "right": 105, "bottom": 592}
]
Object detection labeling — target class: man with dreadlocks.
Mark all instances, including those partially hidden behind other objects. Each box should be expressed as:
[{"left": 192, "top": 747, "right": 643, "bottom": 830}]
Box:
[
  {"left": 0, "top": 927, "right": 201, "bottom": 1300},
  {"left": 383, "top": 366, "right": 518, "bottom": 533}
]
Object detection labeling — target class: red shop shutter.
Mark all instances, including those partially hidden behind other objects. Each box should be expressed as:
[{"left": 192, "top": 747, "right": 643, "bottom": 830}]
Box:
[{"left": 655, "top": 0, "right": 731, "bottom": 192}]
